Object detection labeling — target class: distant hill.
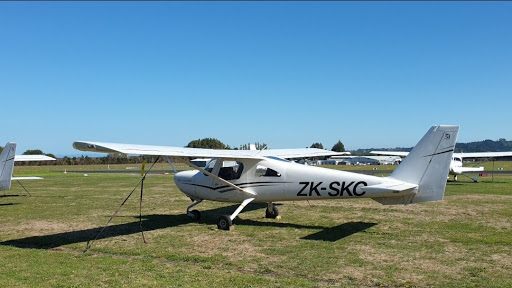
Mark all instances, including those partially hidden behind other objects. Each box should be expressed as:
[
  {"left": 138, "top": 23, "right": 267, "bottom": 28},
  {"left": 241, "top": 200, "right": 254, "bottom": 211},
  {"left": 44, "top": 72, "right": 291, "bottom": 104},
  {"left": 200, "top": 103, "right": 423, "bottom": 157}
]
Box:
[
  {"left": 351, "top": 138, "right": 512, "bottom": 155},
  {"left": 455, "top": 138, "right": 512, "bottom": 153}
]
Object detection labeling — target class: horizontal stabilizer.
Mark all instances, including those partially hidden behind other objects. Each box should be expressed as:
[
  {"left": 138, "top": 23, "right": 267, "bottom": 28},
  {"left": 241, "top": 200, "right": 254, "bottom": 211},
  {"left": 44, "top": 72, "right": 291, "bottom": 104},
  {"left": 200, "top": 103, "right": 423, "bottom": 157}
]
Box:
[
  {"left": 12, "top": 177, "right": 44, "bottom": 181},
  {"left": 363, "top": 182, "right": 418, "bottom": 195},
  {"left": 15, "top": 155, "right": 56, "bottom": 162},
  {"left": 372, "top": 196, "right": 416, "bottom": 205}
]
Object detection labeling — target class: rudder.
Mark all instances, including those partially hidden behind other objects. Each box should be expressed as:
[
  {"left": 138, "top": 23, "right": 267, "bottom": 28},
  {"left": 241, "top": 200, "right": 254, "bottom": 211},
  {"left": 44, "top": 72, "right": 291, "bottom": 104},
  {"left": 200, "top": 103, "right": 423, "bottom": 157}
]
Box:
[
  {"left": 0, "top": 143, "right": 17, "bottom": 191},
  {"left": 389, "top": 125, "right": 459, "bottom": 203}
]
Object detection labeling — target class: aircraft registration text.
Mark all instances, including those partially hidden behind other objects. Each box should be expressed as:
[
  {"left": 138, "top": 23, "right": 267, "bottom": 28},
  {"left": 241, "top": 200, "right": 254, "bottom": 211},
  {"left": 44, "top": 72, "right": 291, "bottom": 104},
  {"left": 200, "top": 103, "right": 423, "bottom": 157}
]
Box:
[{"left": 297, "top": 181, "right": 367, "bottom": 197}]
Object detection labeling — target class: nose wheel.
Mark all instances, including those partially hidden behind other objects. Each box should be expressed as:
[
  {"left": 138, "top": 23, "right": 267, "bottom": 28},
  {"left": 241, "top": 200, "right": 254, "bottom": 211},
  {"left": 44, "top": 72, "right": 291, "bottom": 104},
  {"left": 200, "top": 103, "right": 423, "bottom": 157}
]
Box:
[
  {"left": 188, "top": 209, "right": 201, "bottom": 220},
  {"left": 265, "top": 202, "right": 279, "bottom": 219},
  {"left": 186, "top": 199, "right": 203, "bottom": 220}
]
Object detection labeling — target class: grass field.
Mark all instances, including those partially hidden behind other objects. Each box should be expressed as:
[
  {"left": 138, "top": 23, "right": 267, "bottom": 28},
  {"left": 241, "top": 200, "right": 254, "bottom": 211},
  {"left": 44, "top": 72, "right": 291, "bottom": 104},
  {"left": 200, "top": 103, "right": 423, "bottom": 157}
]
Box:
[{"left": 1, "top": 164, "right": 511, "bottom": 287}]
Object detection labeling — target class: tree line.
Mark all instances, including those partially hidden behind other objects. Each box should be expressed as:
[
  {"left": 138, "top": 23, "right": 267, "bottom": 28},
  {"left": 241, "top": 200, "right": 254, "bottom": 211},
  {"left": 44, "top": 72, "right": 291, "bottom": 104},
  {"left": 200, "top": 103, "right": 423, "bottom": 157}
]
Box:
[
  {"left": 186, "top": 138, "right": 269, "bottom": 151},
  {"left": 13, "top": 154, "right": 161, "bottom": 166}
]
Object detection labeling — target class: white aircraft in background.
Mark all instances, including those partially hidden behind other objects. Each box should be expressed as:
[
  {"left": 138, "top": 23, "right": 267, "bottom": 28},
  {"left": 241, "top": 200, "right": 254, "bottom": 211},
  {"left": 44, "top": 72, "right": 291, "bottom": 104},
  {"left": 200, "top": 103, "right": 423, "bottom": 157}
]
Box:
[
  {"left": 74, "top": 125, "right": 458, "bottom": 231},
  {"left": 371, "top": 150, "right": 512, "bottom": 182},
  {"left": 0, "top": 143, "right": 56, "bottom": 191}
]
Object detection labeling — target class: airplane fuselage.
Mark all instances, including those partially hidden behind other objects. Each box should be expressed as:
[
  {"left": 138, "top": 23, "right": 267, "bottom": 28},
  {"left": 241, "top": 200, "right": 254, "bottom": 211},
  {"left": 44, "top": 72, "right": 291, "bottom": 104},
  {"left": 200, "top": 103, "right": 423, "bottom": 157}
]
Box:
[{"left": 174, "top": 158, "right": 396, "bottom": 203}]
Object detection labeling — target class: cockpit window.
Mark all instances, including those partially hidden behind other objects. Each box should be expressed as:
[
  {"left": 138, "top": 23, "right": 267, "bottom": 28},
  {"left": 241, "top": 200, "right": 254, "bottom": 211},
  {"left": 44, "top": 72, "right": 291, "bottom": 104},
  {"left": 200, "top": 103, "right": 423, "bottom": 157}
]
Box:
[
  {"left": 218, "top": 160, "right": 244, "bottom": 180},
  {"left": 204, "top": 159, "right": 217, "bottom": 173},
  {"left": 256, "top": 165, "right": 281, "bottom": 177}
]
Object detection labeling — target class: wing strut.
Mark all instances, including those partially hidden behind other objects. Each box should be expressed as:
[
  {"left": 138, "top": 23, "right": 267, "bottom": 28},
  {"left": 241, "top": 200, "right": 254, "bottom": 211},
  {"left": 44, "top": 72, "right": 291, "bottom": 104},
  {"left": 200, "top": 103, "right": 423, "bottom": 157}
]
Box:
[
  {"left": 16, "top": 180, "right": 32, "bottom": 196},
  {"left": 139, "top": 160, "right": 149, "bottom": 243},
  {"left": 163, "top": 156, "right": 177, "bottom": 173}
]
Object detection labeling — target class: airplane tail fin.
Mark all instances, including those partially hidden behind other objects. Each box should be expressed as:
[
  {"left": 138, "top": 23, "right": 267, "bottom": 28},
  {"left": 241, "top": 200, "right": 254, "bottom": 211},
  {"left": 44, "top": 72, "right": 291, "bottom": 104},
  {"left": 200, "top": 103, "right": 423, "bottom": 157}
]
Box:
[
  {"left": 0, "top": 143, "right": 17, "bottom": 191},
  {"left": 378, "top": 125, "right": 459, "bottom": 204}
]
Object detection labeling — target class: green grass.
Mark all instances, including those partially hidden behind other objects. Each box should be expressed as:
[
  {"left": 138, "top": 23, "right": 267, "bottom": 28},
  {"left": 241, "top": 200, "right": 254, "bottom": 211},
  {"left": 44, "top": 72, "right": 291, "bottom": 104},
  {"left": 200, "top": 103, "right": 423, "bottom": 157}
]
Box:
[{"left": 1, "top": 165, "right": 512, "bottom": 287}]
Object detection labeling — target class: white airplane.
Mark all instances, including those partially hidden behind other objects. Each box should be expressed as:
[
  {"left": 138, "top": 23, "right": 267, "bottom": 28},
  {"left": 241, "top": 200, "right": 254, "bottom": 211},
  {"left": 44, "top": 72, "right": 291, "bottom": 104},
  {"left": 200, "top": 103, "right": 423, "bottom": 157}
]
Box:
[
  {"left": 371, "top": 150, "right": 512, "bottom": 181},
  {"left": 0, "top": 143, "right": 56, "bottom": 191},
  {"left": 74, "top": 125, "right": 458, "bottom": 231}
]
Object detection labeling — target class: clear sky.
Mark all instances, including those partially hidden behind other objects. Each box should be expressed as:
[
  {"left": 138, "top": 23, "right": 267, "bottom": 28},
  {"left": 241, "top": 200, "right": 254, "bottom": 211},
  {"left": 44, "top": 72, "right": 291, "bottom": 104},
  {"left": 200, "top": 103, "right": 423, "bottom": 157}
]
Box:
[{"left": 1, "top": 1, "right": 511, "bottom": 156}]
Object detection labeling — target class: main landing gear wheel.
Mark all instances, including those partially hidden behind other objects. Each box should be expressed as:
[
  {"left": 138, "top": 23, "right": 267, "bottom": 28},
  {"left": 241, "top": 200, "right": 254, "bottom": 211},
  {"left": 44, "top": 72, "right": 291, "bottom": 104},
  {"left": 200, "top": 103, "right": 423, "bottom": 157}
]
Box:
[
  {"left": 188, "top": 209, "right": 201, "bottom": 220},
  {"left": 217, "top": 215, "right": 232, "bottom": 231},
  {"left": 265, "top": 206, "right": 279, "bottom": 219}
]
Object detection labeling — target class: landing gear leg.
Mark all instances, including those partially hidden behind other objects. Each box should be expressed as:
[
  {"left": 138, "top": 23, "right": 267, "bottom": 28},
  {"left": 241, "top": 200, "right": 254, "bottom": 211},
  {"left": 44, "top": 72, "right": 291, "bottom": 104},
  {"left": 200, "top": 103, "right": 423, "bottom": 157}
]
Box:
[
  {"left": 454, "top": 175, "right": 458, "bottom": 182},
  {"left": 186, "top": 199, "right": 203, "bottom": 220},
  {"left": 217, "top": 198, "right": 255, "bottom": 231},
  {"left": 265, "top": 202, "right": 279, "bottom": 219}
]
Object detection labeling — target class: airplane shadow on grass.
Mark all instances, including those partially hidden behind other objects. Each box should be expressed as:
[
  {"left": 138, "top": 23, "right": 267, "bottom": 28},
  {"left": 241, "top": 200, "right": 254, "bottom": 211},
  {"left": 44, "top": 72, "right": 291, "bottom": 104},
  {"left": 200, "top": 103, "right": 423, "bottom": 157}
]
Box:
[
  {"left": 0, "top": 195, "right": 22, "bottom": 206},
  {"left": 0, "top": 203, "right": 377, "bottom": 250},
  {"left": 301, "top": 222, "right": 377, "bottom": 242},
  {"left": 0, "top": 203, "right": 20, "bottom": 207},
  {"left": 0, "top": 194, "right": 25, "bottom": 198}
]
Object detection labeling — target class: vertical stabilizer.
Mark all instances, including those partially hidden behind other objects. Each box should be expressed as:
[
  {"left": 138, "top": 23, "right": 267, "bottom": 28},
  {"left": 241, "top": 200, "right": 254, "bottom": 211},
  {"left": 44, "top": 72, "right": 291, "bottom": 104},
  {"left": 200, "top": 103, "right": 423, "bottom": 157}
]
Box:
[
  {"left": 389, "top": 125, "right": 459, "bottom": 203},
  {"left": 0, "top": 143, "right": 17, "bottom": 191}
]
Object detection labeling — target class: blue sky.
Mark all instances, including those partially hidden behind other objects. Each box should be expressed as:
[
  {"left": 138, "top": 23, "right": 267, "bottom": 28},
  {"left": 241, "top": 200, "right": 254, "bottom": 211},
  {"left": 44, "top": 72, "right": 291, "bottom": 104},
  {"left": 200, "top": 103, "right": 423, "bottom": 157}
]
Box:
[{"left": 1, "top": 1, "right": 511, "bottom": 156}]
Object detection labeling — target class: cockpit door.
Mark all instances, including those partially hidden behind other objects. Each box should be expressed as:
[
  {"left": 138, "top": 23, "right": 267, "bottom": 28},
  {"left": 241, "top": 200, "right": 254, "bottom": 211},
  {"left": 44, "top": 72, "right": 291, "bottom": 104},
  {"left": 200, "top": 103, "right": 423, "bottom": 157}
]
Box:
[{"left": 195, "top": 158, "right": 244, "bottom": 201}]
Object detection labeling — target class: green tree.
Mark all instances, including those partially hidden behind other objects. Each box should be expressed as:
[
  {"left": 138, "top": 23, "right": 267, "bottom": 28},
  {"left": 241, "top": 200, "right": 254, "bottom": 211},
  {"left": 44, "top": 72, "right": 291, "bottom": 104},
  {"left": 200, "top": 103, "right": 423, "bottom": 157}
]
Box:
[
  {"left": 240, "top": 142, "right": 268, "bottom": 150},
  {"left": 23, "top": 149, "right": 44, "bottom": 155},
  {"left": 310, "top": 143, "right": 324, "bottom": 149},
  {"left": 186, "top": 138, "right": 228, "bottom": 149},
  {"left": 255, "top": 142, "right": 267, "bottom": 150},
  {"left": 45, "top": 153, "right": 56, "bottom": 159},
  {"left": 331, "top": 140, "right": 345, "bottom": 152}
]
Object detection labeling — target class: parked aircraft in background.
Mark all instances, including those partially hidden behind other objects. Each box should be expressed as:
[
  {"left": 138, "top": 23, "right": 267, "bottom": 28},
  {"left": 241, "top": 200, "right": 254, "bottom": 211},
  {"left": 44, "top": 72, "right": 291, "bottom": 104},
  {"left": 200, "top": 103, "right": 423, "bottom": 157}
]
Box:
[
  {"left": 74, "top": 125, "right": 458, "bottom": 231},
  {"left": 0, "top": 143, "right": 55, "bottom": 191},
  {"left": 371, "top": 150, "right": 512, "bottom": 181}
]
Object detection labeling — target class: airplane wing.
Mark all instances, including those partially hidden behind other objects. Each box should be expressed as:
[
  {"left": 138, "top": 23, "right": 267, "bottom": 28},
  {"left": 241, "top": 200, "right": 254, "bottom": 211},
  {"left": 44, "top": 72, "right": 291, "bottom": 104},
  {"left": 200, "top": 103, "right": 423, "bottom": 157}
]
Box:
[
  {"left": 454, "top": 152, "right": 512, "bottom": 158},
  {"left": 452, "top": 166, "right": 484, "bottom": 174},
  {"left": 370, "top": 151, "right": 409, "bottom": 156},
  {"left": 258, "top": 149, "right": 350, "bottom": 159},
  {"left": 73, "top": 141, "right": 346, "bottom": 159},
  {"left": 372, "top": 151, "right": 512, "bottom": 159},
  {"left": 15, "top": 155, "right": 56, "bottom": 161}
]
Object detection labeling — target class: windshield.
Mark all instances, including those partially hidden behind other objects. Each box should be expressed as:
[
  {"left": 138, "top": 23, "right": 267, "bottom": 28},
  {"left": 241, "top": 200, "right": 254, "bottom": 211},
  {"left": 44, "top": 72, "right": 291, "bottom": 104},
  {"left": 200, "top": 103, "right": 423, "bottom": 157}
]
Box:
[{"left": 204, "top": 158, "right": 217, "bottom": 173}]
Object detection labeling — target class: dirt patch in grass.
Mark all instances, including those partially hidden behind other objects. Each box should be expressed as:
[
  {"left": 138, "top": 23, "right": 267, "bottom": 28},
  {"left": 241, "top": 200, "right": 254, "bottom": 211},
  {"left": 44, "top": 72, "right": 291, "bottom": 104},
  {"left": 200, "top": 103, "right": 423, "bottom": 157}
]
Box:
[{"left": 9, "top": 221, "right": 71, "bottom": 236}]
